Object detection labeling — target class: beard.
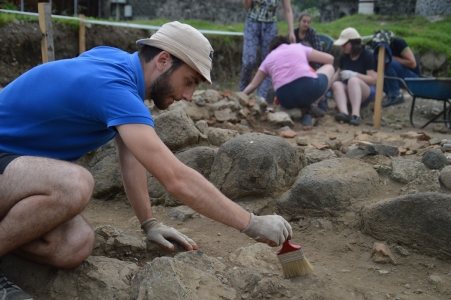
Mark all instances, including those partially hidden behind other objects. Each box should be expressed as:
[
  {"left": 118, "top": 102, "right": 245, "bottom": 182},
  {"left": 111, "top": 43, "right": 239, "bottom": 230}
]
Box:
[{"left": 150, "top": 68, "right": 176, "bottom": 110}]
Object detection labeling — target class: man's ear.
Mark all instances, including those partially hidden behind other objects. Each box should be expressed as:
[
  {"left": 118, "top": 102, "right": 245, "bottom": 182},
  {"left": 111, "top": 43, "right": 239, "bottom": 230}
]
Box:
[{"left": 155, "top": 51, "right": 171, "bottom": 71}]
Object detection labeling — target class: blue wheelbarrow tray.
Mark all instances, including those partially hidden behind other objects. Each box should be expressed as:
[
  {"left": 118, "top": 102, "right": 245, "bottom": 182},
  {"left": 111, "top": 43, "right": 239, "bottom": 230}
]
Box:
[{"left": 384, "top": 76, "right": 451, "bottom": 129}]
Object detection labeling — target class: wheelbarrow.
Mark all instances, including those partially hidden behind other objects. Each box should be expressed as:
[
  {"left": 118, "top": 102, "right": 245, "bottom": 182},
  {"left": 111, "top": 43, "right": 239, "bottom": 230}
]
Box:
[{"left": 384, "top": 76, "right": 451, "bottom": 129}]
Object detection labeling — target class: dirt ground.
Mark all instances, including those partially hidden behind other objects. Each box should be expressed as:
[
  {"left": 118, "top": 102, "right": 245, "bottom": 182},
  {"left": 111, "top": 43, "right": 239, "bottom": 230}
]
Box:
[
  {"left": 83, "top": 95, "right": 451, "bottom": 300},
  {"left": 2, "top": 20, "right": 450, "bottom": 300}
]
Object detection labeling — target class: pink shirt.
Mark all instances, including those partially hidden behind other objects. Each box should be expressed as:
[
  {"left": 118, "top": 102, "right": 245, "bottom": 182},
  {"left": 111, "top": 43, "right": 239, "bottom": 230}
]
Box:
[{"left": 259, "top": 43, "right": 317, "bottom": 91}]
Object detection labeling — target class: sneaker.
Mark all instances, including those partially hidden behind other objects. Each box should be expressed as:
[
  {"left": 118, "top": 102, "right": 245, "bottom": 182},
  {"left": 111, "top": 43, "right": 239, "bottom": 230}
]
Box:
[
  {"left": 0, "top": 270, "right": 33, "bottom": 300},
  {"left": 301, "top": 113, "right": 313, "bottom": 127},
  {"left": 310, "top": 104, "right": 326, "bottom": 118},
  {"left": 349, "top": 115, "right": 361, "bottom": 126},
  {"left": 382, "top": 95, "right": 405, "bottom": 107},
  {"left": 335, "top": 112, "right": 351, "bottom": 123}
]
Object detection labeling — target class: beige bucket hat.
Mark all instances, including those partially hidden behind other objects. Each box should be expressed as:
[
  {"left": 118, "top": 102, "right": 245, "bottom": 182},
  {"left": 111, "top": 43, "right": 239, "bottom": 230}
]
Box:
[
  {"left": 137, "top": 21, "right": 214, "bottom": 84},
  {"left": 333, "top": 27, "right": 362, "bottom": 46}
]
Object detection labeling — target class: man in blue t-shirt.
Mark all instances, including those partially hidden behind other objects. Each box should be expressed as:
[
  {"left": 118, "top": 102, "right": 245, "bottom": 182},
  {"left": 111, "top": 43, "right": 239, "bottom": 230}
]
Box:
[
  {"left": 0, "top": 22, "right": 292, "bottom": 299},
  {"left": 382, "top": 36, "right": 421, "bottom": 107}
]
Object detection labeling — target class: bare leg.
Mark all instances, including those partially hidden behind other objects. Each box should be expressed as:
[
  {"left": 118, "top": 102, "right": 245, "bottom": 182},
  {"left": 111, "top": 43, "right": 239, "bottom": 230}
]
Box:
[
  {"left": 13, "top": 215, "right": 94, "bottom": 268},
  {"left": 332, "top": 81, "right": 349, "bottom": 115},
  {"left": 312, "top": 64, "right": 335, "bottom": 104},
  {"left": 0, "top": 156, "right": 95, "bottom": 267},
  {"left": 347, "top": 77, "right": 371, "bottom": 117}
]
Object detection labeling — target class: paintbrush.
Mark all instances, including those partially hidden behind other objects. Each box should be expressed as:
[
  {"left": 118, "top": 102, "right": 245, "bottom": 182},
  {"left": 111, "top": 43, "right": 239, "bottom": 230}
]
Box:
[{"left": 277, "top": 240, "right": 313, "bottom": 278}]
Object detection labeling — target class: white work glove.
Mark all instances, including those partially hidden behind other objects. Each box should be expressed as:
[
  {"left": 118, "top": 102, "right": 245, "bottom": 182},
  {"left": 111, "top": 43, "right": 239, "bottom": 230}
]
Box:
[
  {"left": 141, "top": 218, "right": 197, "bottom": 252},
  {"left": 240, "top": 213, "right": 292, "bottom": 247},
  {"left": 340, "top": 70, "right": 358, "bottom": 81}
]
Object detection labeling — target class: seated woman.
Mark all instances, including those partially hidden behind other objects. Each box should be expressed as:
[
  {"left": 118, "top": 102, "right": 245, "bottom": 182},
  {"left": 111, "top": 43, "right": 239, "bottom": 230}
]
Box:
[
  {"left": 294, "top": 12, "right": 322, "bottom": 70},
  {"left": 331, "top": 27, "right": 377, "bottom": 126},
  {"left": 243, "top": 35, "right": 335, "bottom": 129}
]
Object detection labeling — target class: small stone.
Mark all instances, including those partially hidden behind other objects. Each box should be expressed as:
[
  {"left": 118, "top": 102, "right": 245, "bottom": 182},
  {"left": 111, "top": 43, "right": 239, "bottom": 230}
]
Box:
[
  {"left": 395, "top": 245, "right": 410, "bottom": 256},
  {"left": 341, "top": 269, "right": 351, "bottom": 273},
  {"left": 280, "top": 130, "right": 297, "bottom": 138},
  {"left": 372, "top": 242, "right": 397, "bottom": 265},
  {"left": 296, "top": 138, "right": 308, "bottom": 146},
  {"left": 428, "top": 275, "right": 442, "bottom": 285}
]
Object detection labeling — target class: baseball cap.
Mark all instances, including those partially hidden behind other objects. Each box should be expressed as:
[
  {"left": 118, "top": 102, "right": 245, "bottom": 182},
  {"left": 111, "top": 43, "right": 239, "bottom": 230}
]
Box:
[
  {"left": 333, "top": 27, "right": 361, "bottom": 46},
  {"left": 136, "top": 21, "right": 214, "bottom": 85}
]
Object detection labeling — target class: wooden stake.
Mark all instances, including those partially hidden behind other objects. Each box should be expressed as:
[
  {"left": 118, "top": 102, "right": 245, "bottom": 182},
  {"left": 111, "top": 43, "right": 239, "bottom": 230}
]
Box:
[
  {"left": 373, "top": 46, "right": 386, "bottom": 129},
  {"left": 38, "top": 3, "right": 55, "bottom": 63},
  {"left": 79, "top": 14, "right": 86, "bottom": 55}
]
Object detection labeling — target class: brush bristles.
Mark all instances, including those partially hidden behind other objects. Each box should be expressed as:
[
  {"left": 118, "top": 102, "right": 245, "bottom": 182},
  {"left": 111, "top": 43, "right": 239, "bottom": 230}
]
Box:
[
  {"left": 278, "top": 250, "right": 313, "bottom": 278},
  {"left": 281, "top": 258, "right": 313, "bottom": 278}
]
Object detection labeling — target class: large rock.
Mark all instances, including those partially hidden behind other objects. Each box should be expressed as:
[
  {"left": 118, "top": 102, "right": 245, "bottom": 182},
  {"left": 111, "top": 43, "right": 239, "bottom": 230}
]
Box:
[
  {"left": 51, "top": 256, "right": 138, "bottom": 300},
  {"left": 210, "top": 133, "right": 299, "bottom": 200},
  {"left": 361, "top": 192, "right": 451, "bottom": 259},
  {"left": 2, "top": 255, "right": 139, "bottom": 300},
  {"left": 154, "top": 110, "right": 203, "bottom": 152},
  {"left": 148, "top": 147, "right": 217, "bottom": 206},
  {"left": 77, "top": 140, "right": 123, "bottom": 199},
  {"left": 131, "top": 250, "right": 235, "bottom": 300},
  {"left": 207, "top": 127, "right": 240, "bottom": 147},
  {"left": 439, "top": 165, "right": 451, "bottom": 190},
  {"left": 277, "top": 158, "right": 379, "bottom": 215},
  {"left": 390, "top": 158, "right": 426, "bottom": 184}
]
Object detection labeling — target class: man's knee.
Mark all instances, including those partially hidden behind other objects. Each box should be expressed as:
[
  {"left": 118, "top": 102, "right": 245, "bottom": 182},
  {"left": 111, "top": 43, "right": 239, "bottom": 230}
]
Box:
[
  {"left": 55, "top": 226, "right": 95, "bottom": 268},
  {"left": 64, "top": 166, "right": 94, "bottom": 212}
]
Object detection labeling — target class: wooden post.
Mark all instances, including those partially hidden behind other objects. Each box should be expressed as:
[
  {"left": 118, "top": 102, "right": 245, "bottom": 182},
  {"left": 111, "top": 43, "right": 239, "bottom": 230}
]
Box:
[
  {"left": 79, "top": 14, "right": 86, "bottom": 55},
  {"left": 373, "top": 46, "right": 386, "bottom": 129},
  {"left": 38, "top": 3, "right": 55, "bottom": 63}
]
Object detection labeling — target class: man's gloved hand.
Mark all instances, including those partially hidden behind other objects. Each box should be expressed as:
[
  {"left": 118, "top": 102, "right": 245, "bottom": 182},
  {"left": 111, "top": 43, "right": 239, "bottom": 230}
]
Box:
[
  {"left": 340, "top": 70, "right": 358, "bottom": 81},
  {"left": 240, "top": 213, "right": 292, "bottom": 247},
  {"left": 141, "top": 218, "right": 198, "bottom": 252}
]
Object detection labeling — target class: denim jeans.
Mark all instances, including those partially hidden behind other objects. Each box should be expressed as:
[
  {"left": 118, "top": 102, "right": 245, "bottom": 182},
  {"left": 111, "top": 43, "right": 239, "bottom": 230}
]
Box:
[
  {"left": 384, "top": 60, "right": 419, "bottom": 97},
  {"left": 239, "top": 20, "right": 278, "bottom": 98}
]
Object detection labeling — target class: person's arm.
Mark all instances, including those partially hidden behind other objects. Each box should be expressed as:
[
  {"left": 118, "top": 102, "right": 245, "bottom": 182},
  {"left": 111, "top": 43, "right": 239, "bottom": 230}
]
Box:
[
  {"left": 115, "top": 134, "right": 153, "bottom": 223},
  {"left": 393, "top": 47, "right": 417, "bottom": 69},
  {"left": 281, "top": 0, "right": 295, "bottom": 43},
  {"left": 332, "top": 68, "right": 341, "bottom": 83},
  {"left": 243, "top": 0, "right": 252, "bottom": 10},
  {"left": 243, "top": 70, "right": 267, "bottom": 95},
  {"left": 116, "top": 124, "right": 292, "bottom": 247},
  {"left": 357, "top": 69, "right": 377, "bottom": 85},
  {"left": 115, "top": 133, "right": 198, "bottom": 252},
  {"left": 308, "top": 49, "right": 334, "bottom": 65},
  {"left": 339, "top": 69, "right": 377, "bottom": 86}
]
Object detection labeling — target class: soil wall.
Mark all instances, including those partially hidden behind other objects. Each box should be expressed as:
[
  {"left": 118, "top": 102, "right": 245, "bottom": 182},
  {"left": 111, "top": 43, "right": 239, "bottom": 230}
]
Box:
[{"left": 0, "top": 21, "right": 244, "bottom": 90}]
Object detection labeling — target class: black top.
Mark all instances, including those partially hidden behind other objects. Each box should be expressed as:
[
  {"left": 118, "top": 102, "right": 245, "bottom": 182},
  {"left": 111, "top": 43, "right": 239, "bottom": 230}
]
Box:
[
  {"left": 339, "top": 48, "right": 374, "bottom": 79},
  {"left": 390, "top": 38, "right": 421, "bottom": 75}
]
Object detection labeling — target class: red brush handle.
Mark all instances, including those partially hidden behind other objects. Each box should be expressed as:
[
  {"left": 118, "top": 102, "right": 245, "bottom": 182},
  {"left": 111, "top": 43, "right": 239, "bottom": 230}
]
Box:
[{"left": 277, "top": 240, "right": 301, "bottom": 255}]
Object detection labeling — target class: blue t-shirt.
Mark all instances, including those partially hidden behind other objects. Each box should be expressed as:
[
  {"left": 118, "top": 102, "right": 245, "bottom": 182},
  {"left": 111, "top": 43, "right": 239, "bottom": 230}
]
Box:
[{"left": 0, "top": 46, "right": 153, "bottom": 161}]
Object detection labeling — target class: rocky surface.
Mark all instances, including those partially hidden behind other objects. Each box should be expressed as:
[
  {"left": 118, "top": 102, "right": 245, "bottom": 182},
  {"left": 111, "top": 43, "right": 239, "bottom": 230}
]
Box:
[
  {"left": 2, "top": 20, "right": 451, "bottom": 300},
  {"left": 2, "top": 88, "right": 451, "bottom": 299}
]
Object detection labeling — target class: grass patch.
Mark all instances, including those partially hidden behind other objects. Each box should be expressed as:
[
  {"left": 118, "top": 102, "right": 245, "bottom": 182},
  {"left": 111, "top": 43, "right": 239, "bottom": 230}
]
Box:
[{"left": 1, "top": 11, "right": 450, "bottom": 64}]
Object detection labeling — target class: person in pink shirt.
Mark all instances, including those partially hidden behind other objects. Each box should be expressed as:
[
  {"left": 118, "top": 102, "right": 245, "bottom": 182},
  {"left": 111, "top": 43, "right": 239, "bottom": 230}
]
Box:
[{"left": 243, "top": 35, "right": 335, "bottom": 128}]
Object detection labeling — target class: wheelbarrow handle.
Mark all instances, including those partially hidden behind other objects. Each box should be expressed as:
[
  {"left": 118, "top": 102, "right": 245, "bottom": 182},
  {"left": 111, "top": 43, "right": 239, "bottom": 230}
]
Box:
[{"left": 384, "top": 76, "right": 413, "bottom": 96}]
